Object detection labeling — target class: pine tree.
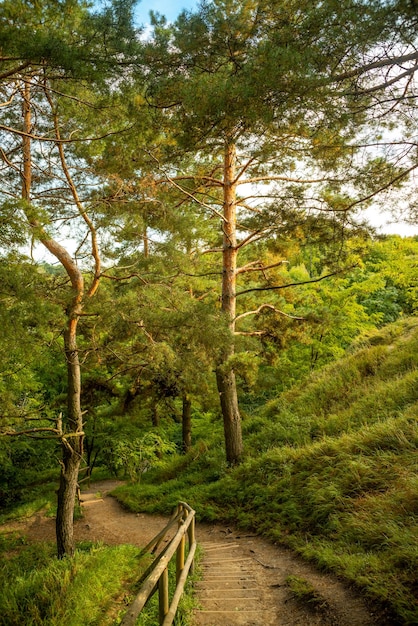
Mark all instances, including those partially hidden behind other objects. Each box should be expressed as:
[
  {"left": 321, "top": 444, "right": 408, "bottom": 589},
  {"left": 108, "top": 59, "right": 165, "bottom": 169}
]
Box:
[
  {"left": 0, "top": 0, "right": 141, "bottom": 557},
  {"left": 139, "top": 0, "right": 393, "bottom": 464}
]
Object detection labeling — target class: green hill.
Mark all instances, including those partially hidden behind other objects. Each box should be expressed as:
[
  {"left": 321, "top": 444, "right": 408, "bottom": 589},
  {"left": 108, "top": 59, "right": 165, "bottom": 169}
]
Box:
[{"left": 115, "top": 316, "right": 418, "bottom": 624}]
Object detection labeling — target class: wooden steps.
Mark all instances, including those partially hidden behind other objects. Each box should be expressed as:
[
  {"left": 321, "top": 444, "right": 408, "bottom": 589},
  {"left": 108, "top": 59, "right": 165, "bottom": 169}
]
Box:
[{"left": 193, "top": 541, "right": 277, "bottom": 626}]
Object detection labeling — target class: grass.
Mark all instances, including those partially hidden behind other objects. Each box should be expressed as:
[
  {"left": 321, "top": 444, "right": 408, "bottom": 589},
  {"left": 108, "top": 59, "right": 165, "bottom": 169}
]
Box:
[
  {"left": 285, "top": 575, "right": 329, "bottom": 611},
  {"left": 0, "top": 537, "right": 151, "bottom": 626},
  {"left": 113, "top": 317, "right": 418, "bottom": 624}
]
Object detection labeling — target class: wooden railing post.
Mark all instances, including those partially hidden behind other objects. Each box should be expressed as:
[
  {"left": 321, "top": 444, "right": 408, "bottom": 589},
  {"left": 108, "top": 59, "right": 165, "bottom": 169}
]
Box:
[
  {"left": 176, "top": 533, "right": 185, "bottom": 584},
  {"left": 121, "top": 501, "right": 196, "bottom": 626},
  {"left": 159, "top": 567, "right": 169, "bottom": 625},
  {"left": 188, "top": 513, "right": 195, "bottom": 575},
  {"left": 176, "top": 504, "right": 186, "bottom": 584}
]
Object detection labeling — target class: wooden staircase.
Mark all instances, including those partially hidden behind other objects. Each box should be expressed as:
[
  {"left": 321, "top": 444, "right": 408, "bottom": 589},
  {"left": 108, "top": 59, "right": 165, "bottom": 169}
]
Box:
[{"left": 193, "top": 540, "right": 277, "bottom": 625}]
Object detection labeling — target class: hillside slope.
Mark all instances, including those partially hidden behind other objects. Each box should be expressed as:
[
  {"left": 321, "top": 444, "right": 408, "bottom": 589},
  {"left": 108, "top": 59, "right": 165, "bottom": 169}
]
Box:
[{"left": 115, "top": 317, "right": 418, "bottom": 624}]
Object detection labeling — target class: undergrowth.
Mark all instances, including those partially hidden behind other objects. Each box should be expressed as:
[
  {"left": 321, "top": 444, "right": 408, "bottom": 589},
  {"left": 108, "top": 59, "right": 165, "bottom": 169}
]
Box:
[{"left": 0, "top": 538, "right": 150, "bottom": 626}]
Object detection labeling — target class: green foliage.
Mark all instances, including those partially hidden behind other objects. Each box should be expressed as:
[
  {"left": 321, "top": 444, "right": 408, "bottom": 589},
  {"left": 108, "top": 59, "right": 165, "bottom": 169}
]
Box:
[
  {"left": 0, "top": 540, "right": 148, "bottom": 626},
  {"left": 0, "top": 0, "right": 140, "bottom": 81},
  {"left": 359, "top": 236, "right": 418, "bottom": 322},
  {"left": 0, "top": 255, "right": 64, "bottom": 422},
  {"left": 0, "top": 457, "right": 58, "bottom": 518},
  {"left": 106, "top": 433, "right": 177, "bottom": 483},
  {"left": 285, "top": 575, "right": 328, "bottom": 610}
]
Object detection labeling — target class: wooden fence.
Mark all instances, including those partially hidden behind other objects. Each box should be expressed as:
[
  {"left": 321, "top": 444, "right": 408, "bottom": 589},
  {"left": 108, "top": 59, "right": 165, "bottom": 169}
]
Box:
[{"left": 121, "top": 501, "right": 196, "bottom": 626}]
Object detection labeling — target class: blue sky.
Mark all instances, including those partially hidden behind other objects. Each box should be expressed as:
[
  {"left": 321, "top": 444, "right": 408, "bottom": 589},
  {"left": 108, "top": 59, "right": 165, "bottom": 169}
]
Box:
[{"left": 134, "top": 0, "right": 199, "bottom": 25}]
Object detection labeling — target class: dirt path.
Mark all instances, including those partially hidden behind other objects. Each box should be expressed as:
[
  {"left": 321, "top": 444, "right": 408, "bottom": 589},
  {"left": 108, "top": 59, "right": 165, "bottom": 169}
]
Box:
[{"left": 3, "top": 481, "right": 394, "bottom": 625}]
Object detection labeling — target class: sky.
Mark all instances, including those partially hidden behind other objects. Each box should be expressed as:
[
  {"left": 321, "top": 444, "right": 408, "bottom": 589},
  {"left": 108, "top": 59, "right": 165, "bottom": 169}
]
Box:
[{"left": 134, "top": 0, "right": 198, "bottom": 25}]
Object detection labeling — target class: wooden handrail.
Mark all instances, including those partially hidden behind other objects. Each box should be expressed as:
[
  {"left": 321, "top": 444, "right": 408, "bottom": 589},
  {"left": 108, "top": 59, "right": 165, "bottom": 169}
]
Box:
[{"left": 121, "top": 502, "right": 196, "bottom": 626}]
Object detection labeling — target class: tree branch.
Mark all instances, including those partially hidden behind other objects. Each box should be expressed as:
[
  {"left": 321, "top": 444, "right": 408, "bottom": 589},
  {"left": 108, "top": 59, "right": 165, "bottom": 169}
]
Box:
[
  {"left": 236, "top": 260, "right": 288, "bottom": 275},
  {"left": 168, "top": 174, "right": 223, "bottom": 187},
  {"left": 0, "top": 147, "right": 20, "bottom": 172},
  {"left": 201, "top": 247, "right": 223, "bottom": 254},
  {"left": 237, "top": 174, "right": 332, "bottom": 186},
  {"left": 354, "top": 62, "right": 418, "bottom": 95},
  {"left": 44, "top": 85, "right": 101, "bottom": 298},
  {"left": 236, "top": 266, "right": 356, "bottom": 296},
  {"left": 2, "top": 427, "right": 61, "bottom": 437},
  {"left": 233, "top": 155, "right": 258, "bottom": 184},
  {"left": 345, "top": 163, "right": 417, "bottom": 211},
  {"left": 0, "top": 61, "right": 31, "bottom": 80},
  {"left": 101, "top": 272, "right": 148, "bottom": 284},
  {"left": 234, "top": 330, "right": 267, "bottom": 336},
  {"left": 0, "top": 123, "right": 134, "bottom": 143},
  {"left": 236, "top": 227, "right": 271, "bottom": 249},
  {"left": 234, "top": 303, "right": 306, "bottom": 323},
  {"left": 147, "top": 152, "right": 227, "bottom": 222},
  {"left": 332, "top": 50, "right": 418, "bottom": 82}
]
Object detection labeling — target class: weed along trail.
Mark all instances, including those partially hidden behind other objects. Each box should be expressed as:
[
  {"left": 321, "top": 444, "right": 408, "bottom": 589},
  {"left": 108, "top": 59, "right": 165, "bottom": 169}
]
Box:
[{"left": 20, "top": 481, "right": 390, "bottom": 625}]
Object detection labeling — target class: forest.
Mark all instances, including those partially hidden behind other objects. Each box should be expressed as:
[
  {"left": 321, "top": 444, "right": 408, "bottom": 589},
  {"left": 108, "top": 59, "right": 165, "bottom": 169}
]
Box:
[{"left": 0, "top": 0, "right": 418, "bottom": 624}]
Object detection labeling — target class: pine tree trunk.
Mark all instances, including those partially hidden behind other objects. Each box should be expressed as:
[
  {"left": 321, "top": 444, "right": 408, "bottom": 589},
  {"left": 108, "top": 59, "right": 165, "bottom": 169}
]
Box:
[
  {"left": 216, "top": 366, "right": 242, "bottom": 463},
  {"left": 56, "top": 325, "right": 84, "bottom": 558},
  {"left": 143, "top": 227, "right": 149, "bottom": 258},
  {"left": 21, "top": 79, "right": 82, "bottom": 556},
  {"left": 56, "top": 446, "right": 81, "bottom": 558},
  {"left": 182, "top": 393, "right": 192, "bottom": 453},
  {"left": 216, "top": 141, "right": 243, "bottom": 465}
]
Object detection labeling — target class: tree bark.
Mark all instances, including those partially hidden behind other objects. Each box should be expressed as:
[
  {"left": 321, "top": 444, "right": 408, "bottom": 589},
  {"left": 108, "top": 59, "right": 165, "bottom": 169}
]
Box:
[
  {"left": 182, "top": 393, "right": 192, "bottom": 453},
  {"left": 216, "top": 141, "right": 243, "bottom": 465},
  {"left": 143, "top": 227, "right": 149, "bottom": 258},
  {"left": 55, "top": 326, "right": 84, "bottom": 558}
]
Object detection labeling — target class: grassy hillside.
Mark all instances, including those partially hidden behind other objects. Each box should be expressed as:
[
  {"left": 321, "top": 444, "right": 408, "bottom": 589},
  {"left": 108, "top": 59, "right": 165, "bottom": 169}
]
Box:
[{"left": 114, "top": 316, "right": 418, "bottom": 624}]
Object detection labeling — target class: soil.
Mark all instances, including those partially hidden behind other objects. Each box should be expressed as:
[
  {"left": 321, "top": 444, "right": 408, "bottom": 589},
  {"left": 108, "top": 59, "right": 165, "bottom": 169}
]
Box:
[{"left": 2, "top": 480, "right": 397, "bottom": 626}]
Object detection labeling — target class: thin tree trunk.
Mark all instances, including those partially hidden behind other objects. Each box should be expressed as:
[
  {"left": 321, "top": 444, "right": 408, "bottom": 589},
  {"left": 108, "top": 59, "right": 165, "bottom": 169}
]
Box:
[
  {"left": 216, "top": 141, "right": 243, "bottom": 465},
  {"left": 151, "top": 402, "right": 160, "bottom": 427},
  {"left": 35, "top": 234, "right": 85, "bottom": 558},
  {"left": 55, "top": 326, "right": 84, "bottom": 558},
  {"left": 143, "top": 227, "right": 149, "bottom": 258},
  {"left": 182, "top": 393, "right": 192, "bottom": 453}
]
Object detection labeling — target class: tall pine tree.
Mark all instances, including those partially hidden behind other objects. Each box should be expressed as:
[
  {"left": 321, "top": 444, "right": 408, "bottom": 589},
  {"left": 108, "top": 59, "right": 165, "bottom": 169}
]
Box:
[{"left": 138, "top": 0, "right": 393, "bottom": 464}]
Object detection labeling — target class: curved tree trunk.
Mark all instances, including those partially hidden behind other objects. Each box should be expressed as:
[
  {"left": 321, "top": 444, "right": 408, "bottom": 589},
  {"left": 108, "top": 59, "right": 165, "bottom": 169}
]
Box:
[
  {"left": 216, "top": 141, "right": 243, "bottom": 465},
  {"left": 21, "top": 79, "right": 99, "bottom": 557},
  {"left": 55, "top": 326, "right": 84, "bottom": 558}
]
